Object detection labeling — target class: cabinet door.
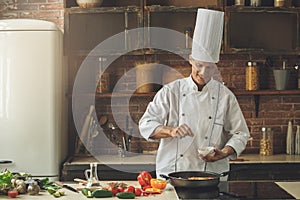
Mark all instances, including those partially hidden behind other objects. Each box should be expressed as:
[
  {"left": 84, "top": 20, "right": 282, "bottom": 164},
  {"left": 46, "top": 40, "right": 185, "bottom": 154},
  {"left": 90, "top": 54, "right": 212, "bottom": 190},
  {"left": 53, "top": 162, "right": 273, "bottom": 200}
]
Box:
[
  {"left": 145, "top": 6, "right": 197, "bottom": 50},
  {"left": 65, "top": 8, "right": 141, "bottom": 55},
  {"left": 224, "top": 7, "right": 300, "bottom": 54}
]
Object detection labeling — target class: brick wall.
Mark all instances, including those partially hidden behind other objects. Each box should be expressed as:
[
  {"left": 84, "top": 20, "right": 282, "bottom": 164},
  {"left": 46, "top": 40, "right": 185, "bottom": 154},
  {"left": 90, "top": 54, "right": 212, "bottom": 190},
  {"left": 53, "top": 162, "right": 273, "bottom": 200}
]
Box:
[
  {"left": 93, "top": 53, "right": 300, "bottom": 155},
  {"left": 0, "top": 0, "right": 64, "bottom": 29},
  {"left": 2, "top": 0, "right": 300, "bottom": 155}
]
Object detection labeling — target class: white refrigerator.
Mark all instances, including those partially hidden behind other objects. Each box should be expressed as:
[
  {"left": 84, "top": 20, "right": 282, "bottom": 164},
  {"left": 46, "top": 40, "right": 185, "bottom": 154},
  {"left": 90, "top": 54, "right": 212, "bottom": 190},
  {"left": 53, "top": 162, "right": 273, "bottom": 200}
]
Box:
[{"left": 0, "top": 19, "right": 67, "bottom": 179}]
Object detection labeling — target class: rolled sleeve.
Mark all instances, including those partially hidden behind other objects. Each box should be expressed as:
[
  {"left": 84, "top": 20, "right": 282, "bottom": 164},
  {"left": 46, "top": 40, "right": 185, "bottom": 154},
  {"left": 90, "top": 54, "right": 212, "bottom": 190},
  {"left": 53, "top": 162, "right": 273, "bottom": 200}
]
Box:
[
  {"left": 139, "top": 87, "right": 171, "bottom": 141},
  {"left": 224, "top": 97, "right": 250, "bottom": 159}
]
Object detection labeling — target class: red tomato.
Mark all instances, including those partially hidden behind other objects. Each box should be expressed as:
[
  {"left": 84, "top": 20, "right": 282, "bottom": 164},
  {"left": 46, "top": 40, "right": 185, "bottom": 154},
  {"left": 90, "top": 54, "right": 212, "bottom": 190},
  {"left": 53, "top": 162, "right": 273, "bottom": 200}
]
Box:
[
  {"left": 117, "top": 186, "right": 125, "bottom": 193},
  {"left": 134, "top": 188, "right": 142, "bottom": 196},
  {"left": 8, "top": 190, "right": 18, "bottom": 198},
  {"left": 137, "top": 171, "right": 152, "bottom": 187},
  {"left": 107, "top": 185, "right": 119, "bottom": 196},
  {"left": 124, "top": 185, "right": 135, "bottom": 193}
]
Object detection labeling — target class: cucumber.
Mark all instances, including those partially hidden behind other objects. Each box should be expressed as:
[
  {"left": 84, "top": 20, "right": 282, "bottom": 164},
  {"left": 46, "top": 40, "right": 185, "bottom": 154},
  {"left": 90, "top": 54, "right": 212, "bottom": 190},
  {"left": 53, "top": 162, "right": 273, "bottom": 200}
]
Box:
[
  {"left": 92, "top": 189, "right": 113, "bottom": 198},
  {"left": 116, "top": 192, "right": 136, "bottom": 199}
]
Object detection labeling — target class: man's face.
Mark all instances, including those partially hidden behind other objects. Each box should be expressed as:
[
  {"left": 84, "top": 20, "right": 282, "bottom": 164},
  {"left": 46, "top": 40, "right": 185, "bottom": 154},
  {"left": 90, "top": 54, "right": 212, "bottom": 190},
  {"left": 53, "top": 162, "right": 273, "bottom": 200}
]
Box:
[{"left": 189, "top": 58, "right": 217, "bottom": 86}]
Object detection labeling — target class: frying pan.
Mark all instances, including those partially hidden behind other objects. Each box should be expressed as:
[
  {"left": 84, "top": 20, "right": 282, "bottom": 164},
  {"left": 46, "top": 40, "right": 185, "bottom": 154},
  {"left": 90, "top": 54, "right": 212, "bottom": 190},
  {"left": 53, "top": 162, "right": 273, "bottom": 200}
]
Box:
[{"left": 160, "top": 170, "right": 231, "bottom": 188}]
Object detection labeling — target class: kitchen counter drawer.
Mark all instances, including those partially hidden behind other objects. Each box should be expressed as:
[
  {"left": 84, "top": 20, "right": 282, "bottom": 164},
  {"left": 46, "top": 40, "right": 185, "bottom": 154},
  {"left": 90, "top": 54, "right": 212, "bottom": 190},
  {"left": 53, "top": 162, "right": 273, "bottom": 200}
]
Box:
[{"left": 61, "top": 155, "right": 156, "bottom": 181}]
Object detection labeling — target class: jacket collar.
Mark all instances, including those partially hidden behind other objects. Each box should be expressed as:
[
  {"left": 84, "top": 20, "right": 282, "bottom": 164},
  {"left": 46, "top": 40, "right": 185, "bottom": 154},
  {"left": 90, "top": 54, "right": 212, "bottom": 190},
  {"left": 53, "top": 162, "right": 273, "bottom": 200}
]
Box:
[{"left": 187, "top": 76, "right": 219, "bottom": 93}]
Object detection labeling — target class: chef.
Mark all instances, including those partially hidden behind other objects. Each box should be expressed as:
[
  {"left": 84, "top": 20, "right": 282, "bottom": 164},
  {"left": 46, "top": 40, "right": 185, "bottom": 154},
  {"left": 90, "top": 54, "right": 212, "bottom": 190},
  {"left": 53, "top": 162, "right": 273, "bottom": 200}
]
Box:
[{"left": 139, "top": 8, "right": 250, "bottom": 179}]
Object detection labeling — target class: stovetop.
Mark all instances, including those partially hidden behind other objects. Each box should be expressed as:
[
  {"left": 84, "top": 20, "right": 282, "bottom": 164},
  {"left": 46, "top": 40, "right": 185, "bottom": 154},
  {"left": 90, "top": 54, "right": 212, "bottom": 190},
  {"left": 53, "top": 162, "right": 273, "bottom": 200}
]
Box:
[{"left": 175, "top": 181, "right": 295, "bottom": 199}]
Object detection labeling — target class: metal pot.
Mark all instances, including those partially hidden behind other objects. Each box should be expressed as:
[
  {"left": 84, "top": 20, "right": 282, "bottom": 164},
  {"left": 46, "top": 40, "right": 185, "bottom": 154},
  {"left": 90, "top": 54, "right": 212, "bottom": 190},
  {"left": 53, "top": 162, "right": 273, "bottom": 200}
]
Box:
[{"left": 160, "top": 170, "right": 231, "bottom": 188}]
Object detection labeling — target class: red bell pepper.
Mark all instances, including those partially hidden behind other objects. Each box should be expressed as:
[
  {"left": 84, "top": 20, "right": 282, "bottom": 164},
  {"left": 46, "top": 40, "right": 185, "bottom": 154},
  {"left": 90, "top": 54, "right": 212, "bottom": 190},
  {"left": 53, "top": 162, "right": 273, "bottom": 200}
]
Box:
[{"left": 137, "top": 171, "right": 152, "bottom": 187}]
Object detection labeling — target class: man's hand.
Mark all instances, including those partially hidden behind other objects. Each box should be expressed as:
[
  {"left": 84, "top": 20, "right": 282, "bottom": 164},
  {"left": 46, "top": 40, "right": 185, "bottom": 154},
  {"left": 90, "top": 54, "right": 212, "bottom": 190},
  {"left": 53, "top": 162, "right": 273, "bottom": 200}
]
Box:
[
  {"left": 199, "top": 146, "right": 235, "bottom": 162},
  {"left": 150, "top": 124, "right": 194, "bottom": 139},
  {"left": 170, "top": 124, "right": 194, "bottom": 138}
]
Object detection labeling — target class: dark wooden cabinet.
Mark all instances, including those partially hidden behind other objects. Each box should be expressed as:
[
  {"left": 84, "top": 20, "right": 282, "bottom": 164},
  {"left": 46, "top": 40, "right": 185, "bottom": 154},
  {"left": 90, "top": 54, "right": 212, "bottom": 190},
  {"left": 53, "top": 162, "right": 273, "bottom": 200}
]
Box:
[
  {"left": 61, "top": 156, "right": 300, "bottom": 181},
  {"left": 224, "top": 6, "right": 300, "bottom": 54},
  {"left": 64, "top": 1, "right": 300, "bottom": 159},
  {"left": 229, "top": 163, "right": 300, "bottom": 181}
]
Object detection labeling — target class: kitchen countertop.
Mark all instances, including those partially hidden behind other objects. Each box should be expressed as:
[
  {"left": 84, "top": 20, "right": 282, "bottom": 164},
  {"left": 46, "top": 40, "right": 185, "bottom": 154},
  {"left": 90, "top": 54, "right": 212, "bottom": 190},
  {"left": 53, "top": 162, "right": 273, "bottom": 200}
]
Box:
[
  {"left": 67, "top": 154, "right": 300, "bottom": 165},
  {"left": 276, "top": 182, "right": 300, "bottom": 199},
  {"left": 0, "top": 181, "right": 178, "bottom": 200},
  {"left": 1, "top": 181, "right": 299, "bottom": 199},
  {"left": 230, "top": 154, "right": 300, "bottom": 164}
]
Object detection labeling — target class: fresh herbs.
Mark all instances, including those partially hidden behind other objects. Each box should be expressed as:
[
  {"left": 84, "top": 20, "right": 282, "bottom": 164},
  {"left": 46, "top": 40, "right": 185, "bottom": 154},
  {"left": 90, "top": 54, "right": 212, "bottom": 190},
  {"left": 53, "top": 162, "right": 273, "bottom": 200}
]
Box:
[{"left": 0, "top": 170, "right": 13, "bottom": 193}]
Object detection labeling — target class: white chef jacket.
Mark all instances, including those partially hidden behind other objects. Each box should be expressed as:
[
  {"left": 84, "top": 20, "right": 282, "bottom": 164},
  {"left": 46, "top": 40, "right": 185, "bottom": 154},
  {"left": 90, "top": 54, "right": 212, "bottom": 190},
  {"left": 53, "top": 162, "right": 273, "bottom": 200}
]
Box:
[{"left": 139, "top": 76, "right": 250, "bottom": 178}]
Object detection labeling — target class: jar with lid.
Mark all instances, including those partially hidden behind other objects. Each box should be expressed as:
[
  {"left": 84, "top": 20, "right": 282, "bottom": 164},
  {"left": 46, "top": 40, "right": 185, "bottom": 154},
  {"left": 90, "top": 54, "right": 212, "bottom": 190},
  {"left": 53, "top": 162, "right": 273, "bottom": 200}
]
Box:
[
  {"left": 274, "top": 0, "right": 285, "bottom": 7},
  {"left": 96, "top": 72, "right": 110, "bottom": 93},
  {"left": 260, "top": 127, "right": 273, "bottom": 156},
  {"left": 246, "top": 61, "right": 259, "bottom": 90},
  {"left": 235, "top": 0, "right": 245, "bottom": 6}
]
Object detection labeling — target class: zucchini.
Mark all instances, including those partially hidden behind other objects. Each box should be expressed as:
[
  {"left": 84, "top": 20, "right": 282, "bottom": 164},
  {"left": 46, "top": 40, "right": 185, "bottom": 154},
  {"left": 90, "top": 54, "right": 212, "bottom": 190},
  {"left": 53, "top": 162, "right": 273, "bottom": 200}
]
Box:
[
  {"left": 116, "top": 192, "right": 136, "bottom": 199},
  {"left": 92, "top": 189, "right": 113, "bottom": 198}
]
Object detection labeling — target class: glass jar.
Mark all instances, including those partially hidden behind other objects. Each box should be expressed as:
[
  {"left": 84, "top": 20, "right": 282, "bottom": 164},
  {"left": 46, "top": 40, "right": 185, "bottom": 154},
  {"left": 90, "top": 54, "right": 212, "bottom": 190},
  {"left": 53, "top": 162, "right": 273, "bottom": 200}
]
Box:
[
  {"left": 96, "top": 72, "right": 110, "bottom": 93},
  {"left": 250, "top": 0, "right": 261, "bottom": 6},
  {"left": 235, "top": 0, "right": 245, "bottom": 6},
  {"left": 274, "top": 0, "right": 285, "bottom": 7},
  {"left": 246, "top": 61, "right": 259, "bottom": 90},
  {"left": 260, "top": 127, "right": 273, "bottom": 156}
]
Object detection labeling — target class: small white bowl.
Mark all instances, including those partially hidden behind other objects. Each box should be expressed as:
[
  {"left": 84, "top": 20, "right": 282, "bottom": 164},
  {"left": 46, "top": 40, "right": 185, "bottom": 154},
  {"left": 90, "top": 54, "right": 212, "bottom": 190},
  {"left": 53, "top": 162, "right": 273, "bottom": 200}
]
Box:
[{"left": 198, "top": 147, "right": 215, "bottom": 156}]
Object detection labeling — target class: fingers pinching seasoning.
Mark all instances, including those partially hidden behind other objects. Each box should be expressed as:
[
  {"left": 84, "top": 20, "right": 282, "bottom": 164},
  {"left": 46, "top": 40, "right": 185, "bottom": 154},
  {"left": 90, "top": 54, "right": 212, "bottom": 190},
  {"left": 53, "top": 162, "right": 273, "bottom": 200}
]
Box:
[{"left": 176, "top": 124, "right": 194, "bottom": 138}]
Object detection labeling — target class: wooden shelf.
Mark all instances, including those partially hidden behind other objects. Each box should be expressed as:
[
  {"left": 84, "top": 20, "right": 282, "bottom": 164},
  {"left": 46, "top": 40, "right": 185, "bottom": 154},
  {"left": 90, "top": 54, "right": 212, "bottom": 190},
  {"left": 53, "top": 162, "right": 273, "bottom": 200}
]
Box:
[
  {"left": 145, "top": 5, "right": 199, "bottom": 12},
  {"left": 95, "top": 89, "right": 300, "bottom": 117},
  {"left": 233, "top": 89, "right": 300, "bottom": 95},
  {"left": 65, "top": 6, "right": 141, "bottom": 14},
  {"left": 95, "top": 89, "right": 300, "bottom": 98},
  {"left": 233, "top": 89, "right": 300, "bottom": 117},
  {"left": 95, "top": 92, "right": 156, "bottom": 98},
  {"left": 66, "top": 48, "right": 191, "bottom": 56}
]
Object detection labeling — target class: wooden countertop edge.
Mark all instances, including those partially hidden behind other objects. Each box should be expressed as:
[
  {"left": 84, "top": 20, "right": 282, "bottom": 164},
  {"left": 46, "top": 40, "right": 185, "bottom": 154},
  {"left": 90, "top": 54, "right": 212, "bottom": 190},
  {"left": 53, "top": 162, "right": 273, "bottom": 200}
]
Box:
[{"left": 64, "top": 154, "right": 300, "bottom": 166}]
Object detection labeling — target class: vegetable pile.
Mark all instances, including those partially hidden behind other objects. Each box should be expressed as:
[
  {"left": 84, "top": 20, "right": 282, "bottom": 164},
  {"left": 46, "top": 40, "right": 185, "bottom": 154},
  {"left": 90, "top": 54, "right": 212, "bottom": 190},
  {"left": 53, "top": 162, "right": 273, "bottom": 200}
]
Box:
[
  {"left": 0, "top": 169, "right": 65, "bottom": 198},
  {"left": 80, "top": 171, "right": 167, "bottom": 199}
]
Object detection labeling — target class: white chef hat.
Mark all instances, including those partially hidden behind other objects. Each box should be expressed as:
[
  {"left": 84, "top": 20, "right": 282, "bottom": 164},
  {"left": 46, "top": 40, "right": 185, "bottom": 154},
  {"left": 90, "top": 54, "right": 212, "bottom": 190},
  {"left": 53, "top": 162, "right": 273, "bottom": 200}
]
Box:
[{"left": 191, "top": 8, "right": 224, "bottom": 63}]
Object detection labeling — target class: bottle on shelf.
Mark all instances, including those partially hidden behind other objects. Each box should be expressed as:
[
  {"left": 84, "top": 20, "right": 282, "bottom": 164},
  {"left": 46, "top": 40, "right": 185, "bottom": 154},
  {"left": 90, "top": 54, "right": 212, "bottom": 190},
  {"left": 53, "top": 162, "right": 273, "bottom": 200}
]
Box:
[
  {"left": 246, "top": 61, "right": 259, "bottom": 91},
  {"left": 286, "top": 121, "right": 294, "bottom": 155},
  {"left": 260, "top": 127, "right": 273, "bottom": 156},
  {"left": 295, "top": 125, "right": 300, "bottom": 155}
]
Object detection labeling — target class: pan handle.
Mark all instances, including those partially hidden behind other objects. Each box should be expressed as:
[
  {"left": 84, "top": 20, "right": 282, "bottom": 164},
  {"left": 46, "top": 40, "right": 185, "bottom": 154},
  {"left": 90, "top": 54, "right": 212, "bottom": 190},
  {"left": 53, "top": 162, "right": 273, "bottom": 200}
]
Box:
[
  {"left": 220, "top": 166, "right": 248, "bottom": 177},
  {"left": 160, "top": 174, "right": 170, "bottom": 180}
]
